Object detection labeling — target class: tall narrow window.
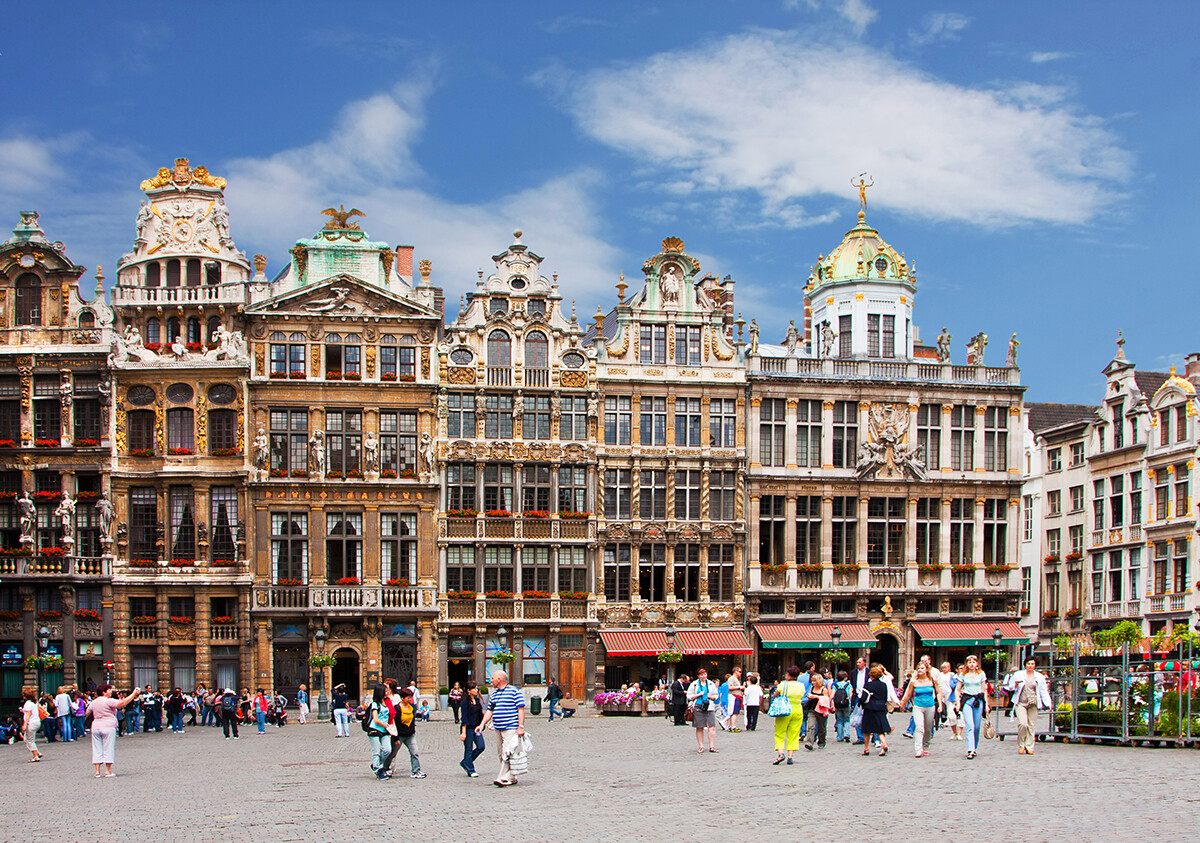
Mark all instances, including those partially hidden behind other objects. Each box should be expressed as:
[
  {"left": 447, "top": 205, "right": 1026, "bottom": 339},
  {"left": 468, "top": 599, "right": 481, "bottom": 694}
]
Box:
[
  {"left": 982, "top": 498, "right": 1006, "bottom": 567},
  {"left": 521, "top": 464, "right": 551, "bottom": 512},
  {"left": 831, "top": 496, "right": 857, "bottom": 565},
  {"left": 674, "top": 397, "right": 702, "bottom": 446},
  {"left": 983, "top": 407, "right": 1007, "bottom": 471},
  {"left": 487, "top": 330, "right": 511, "bottom": 386},
  {"left": 269, "top": 410, "right": 308, "bottom": 475},
  {"left": 398, "top": 335, "right": 417, "bottom": 379},
  {"left": 640, "top": 397, "right": 666, "bottom": 446},
  {"left": 210, "top": 486, "right": 237, "bottom": 562},
  {"left": 483, "top": 464, "right": 514, "bottom": 512},
  {"left": 446, "top": 394, "right": 475, "bottom": 439},
  {"left": 483, "top": 546, "right": 513, "bottom": 593},
  {"left": 831, "top": 401, "right": 858, "bottom": 468},
  {"left": 674, "top": 470, "right": 701, "bottom": 520},
  {"left": 1175, "top": 464, "right": 1190, "bottom": 517},
  {"left": 446, "top": 546, "right": 476, "bottom": 593},
  {"left": 674, "top": 326, "right": 701, "bottom": 365},
  {"left": 604, "top": 396, "right": 631, "bottom": 445},
  {"left": 522, "top": 395, "right": 551, "bottom": 441},
  {"left": 796, "top": 400, "right": 822, "bottom": 468},
  {"left": 325, "top": 409, "right": 362, "bottom": 474},
  {"left": 949, "top": 499, "right": 974, "bottom": 566},
  {"left": 639, "top": 324, "right": 667, "bottom": 364},
  {"left": 866, "top": 497, "right": 905, "bottom": 567},
  {"left": 759, "top": 398, "right": 785, "bottom": 467},
  {"left": 838, "top": 314, "right": 852, "bottom": 357},
  {"left": 167, "top": 408, "right": 194, "bottom": 453},
  {"left": 709, "top": 398, "right": 736, "bottom": 448},
  {"left": 603, "top": 544, "right": 631, "bottom": 601},
  {"left": 271, "top": 512, "right": 307, "bottom": 584},
  {"left": 950, "top": 405, "right": 975, "bottom": 471},
  {"left": 709, "top": 545, "right": 735, "bottom": 601},
  {"left": 604, "top": 469, "right": 630, "bottom": 520},
  {"left": 673, "top": 544, "right": 701, "bottom": 601},
  {"left": 1160, "top": 409, "right": 1171, "bottom": 447},
  {"left": 446, "top": 463, "right": 476, "bottom": 511},
  {"left": 380, "top": 513, "right": 416, "bottom": 583},
  {"left": 1176, "top": 405, "right": 1188, "bottom": 443},
  {"left": 521, "top": 547, "right": 551, "bottom": 593},
  {"left": 128, "top": 410, "right": 156, "bottom": 454},
  {"left": 559, "top": 396, "right": 587, "bottom": 440},
  {"left": 1112, "top": 401, "right": 1125, "bottom": 449},
  {"left": 916, "top": 404, "right": 941, "bottom": 470},
  {"left": 1129, "top": 472, "right": 1142, "bottom": 525},
  {"left": 795, "top": 496, "right": 820, "bottom": 565},
  {"left": 186, "top": 316, "right": 201, "bottom": 344},
  {"left": 33, "top": 377, "right": 60, "bottom": 443},
  {"left": 1109, "top": 475, "right": 1125, "bottom": 527},
  {"left": 639, "top": 470, "right": 666, "bottom": 520},
  {"left": 916, "top": 498, "right": 941, "bottom": 566},
  {"left": 709, "top": 471, "right": 736, "bottom": 521},
  {"left": 129, "top": 487, "right": 157, "bottom": 562},
  {"left": 1154, "top": 469, "right": 1169, "bottom": 520},
  {"left": 524, "top": 331, "right": 548, "bottom": 387},
  {"left": 882, "top": 315, "right": 895, "bottom": 358},
  {"left": 638, "top": 544, "right": 667, "bottom": 601},
  {"left": 209, "top": 409, "right": 236, "bottom": 453},
  {"left": 759, "top": 495, "right": 786, "bottom": 566},
  {"left": 15, "top": 273, "right": 41, "bottom": 325},
  {"left": 867, "top": 314, "right": 880, "bottom": 357},
  {"left": 169, "top": 486, "right": 196, "bottom": 562},
  {"left": 1093, "top": 478, "right": 1106, "bottom": 530},
  {"left": 325, "top": 512, "right": 363, "bottom": 582},
  {"left": 557, "top": 466, "right": 587, "bottom": 514},
  {"left": 485, "top": 395, "right": 514, "bottom": 439}
]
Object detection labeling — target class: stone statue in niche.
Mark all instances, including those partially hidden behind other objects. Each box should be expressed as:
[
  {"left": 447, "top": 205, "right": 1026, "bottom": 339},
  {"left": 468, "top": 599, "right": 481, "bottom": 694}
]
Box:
[
  {"left": 820, "top": 321, "right": 836, "bottom": 358},
  {"left": 659, "top": 264, "right": 682, "bottom": 303},
  {"left": 18, "top": 491, "right": 34, "bottom": 544},
  {"left": 96, "top": 493, "right": 115, "bottom": 542},
  {"left": 309, "top": 430, "right": 325, "bottom": 475},
  {"left": 419, "top": 433, "right": 436, "bottom": 479},
  {"left": 55, "top": 493, "right": 76, "bottom": 545},
  {"left": 253, "top": 427, "right": 269, "bottom": 472}
]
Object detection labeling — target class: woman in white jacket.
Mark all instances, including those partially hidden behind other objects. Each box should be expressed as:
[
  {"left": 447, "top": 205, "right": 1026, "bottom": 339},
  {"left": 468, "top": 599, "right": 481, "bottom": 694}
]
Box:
[{"left": 1003, "top": 658, "right": 1052, "bottom": 755}]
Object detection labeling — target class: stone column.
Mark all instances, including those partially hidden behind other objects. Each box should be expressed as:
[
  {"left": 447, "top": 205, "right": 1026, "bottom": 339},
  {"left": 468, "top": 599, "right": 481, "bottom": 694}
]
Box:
[
  {"left": 255, "top": 619, "right": 271, "bottom": 689},
  {"left": 747, "top": 497, "right": 761, "bottom": 565},
  {"left": 784, "top": 496, "right": 797, "bottom": 565},
  {"left": 748, "top": 398, "right": 762, "bottom": 468},
  {"left": 155, "top": 591, "right": 170, "bottom": 691},
  {"left": 821, "top": 495, "right": 834, "bottom": 566},
  {"left": 195, "top": 591, "right": 211, "bottom": 688},
  {"left": 59, "top": 585, "right": 76, "bottom": 687},
  {"left": 972, "top": 498, "right": 984, "bottom": 567},
  {"left": 856, "top": 497, "right": 869, "bottom": 564},
  {"left": 906, "top": 497, "right": 918, "bottom": 569},
  {"left": 784, "top": 399, "right": 798, "bottom": 468},
  {"left": 547, "top": 628, "right": 560, "bottom": 686},
  {"left": 1007, "top": 406, "right": 1022, "bottom": 474}
]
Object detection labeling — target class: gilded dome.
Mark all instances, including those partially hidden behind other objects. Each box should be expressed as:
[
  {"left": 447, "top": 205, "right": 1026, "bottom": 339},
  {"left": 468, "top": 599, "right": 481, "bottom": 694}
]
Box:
[{"left": 810, "top": 212, "right": 913, "bottom": 287}]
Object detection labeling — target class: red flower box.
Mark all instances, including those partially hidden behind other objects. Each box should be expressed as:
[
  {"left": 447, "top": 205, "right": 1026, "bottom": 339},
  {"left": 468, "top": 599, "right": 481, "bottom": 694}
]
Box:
[
  {"left": 270, "top": 372, "right": 287, "bottom": 379},
  {"left": 446, "top": 590, "right": 476, "bottom": 600},
  {"left": 276, "top": 578, "right": 303, "bottom": 587},
  {"left": 168, "top": 448, "right": 194, "bottom": 455},
  {"left": 169, "top": 558, "right": 195, "bottom": 566},
  {"left": 386, "top": 578, "right": 410, "bottom": 587},
  {"left": 381, "top": 469, "right": 397, "bottom": 478},
  {"left": 76, "top": 491, "right": 99, "bottom": 500},
  {"left": 169, "top": 616, "right": 195, "bottom": 624},
  {"left": 325, "top": 371, "right": 342, "bottom": 380},
  {"left": 74, "top": 609, "right": 101, "bottom": 620},
  {"left": 128, "top": 559, "right": 156, "bottom": 568},
  {"left": 290, "top": 470, "right": 308, "bottom": 478},
  {"left": 210, "top": 448, "right": 239, "bottom": 456},
  {"left": 381, "top": 372, "right": 397, "bottom": 382},
  {"left": 36, "top": 610, "right": 62, "bottom": 619},
  {"left": 0, "top": 491, "right": 16, "bottom": 501},
  {"left": 186, "top": 343, "right": 203, "bottom": 352},
  {"left": 212, "top": 616, "right": 234, "bottom": 624},
  {"left": 523, "top": 510, "right": 550, "bottom": 519},
  {"left": 557, "top": 591, "right": 588, "bottom": 600},
  {"left": 39, "top": 547, "right": 66, "bottom": 557},
  {"left": 327, "top": 470, "right": 343, "bottom": 478},
  {"left": 448, "top": 509, "right": 478, "bottom": 518},
  {"left": 398, "top": 374, "right": 415, "bottom": 382},
  {"left": 130, "top": 448, "right": 155, "bottom": 457},
  {"left": 289, "top": 371, "right": 307, "bottom": 379},
  {"left": 559, "top": 511, "right": 590, "bottom": 520},
  {"left": 34, "top": 439, "right": 61, "bottom": 449},
  {"left": 398, "top": 468, "right": 416, "bottom": 478},
  {"left": 522, "top": 590, "right": 552, "bottom": 599},
  {"left": 0, "top": 440, "right": 15, "bottom": 448},
  {"left": 131, "top": 616, "right": 157, "bottom": 624},
  {"left": 72, "top": 438, "right": 100, "bottom": 447},
  {"left": 0, "top": 609, "right": 20, "bottom": 619},
  {"left": 485, "top": 510, "right": 512, "bottom": 518},
  {"left": 343, "top": 372, "right": 361, "bottom": 381},
  {"left": 211, "top": 559, "right": 237, "bottom": 568},
  {"left": 335, "top": 577, "right": 360, "bottom": 586},
  {"left": 347, "top": 469, "right": 363, "bottom": 478},
  {"left": 485, "top": 590, "right": 513, "bottom": 599},
  {"left": 270, "top": 468, "right": 288, "bottom": 477},
  {"left": 32, "top": 491, "right": 62, "bottom": 501}
]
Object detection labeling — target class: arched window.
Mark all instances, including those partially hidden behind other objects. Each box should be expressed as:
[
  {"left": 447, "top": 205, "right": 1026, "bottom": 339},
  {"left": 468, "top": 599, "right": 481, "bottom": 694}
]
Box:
[
  {"left": 186, "top": 259, "right": 201, "bottom": 287},
  {"left": 78, "top": 311, "right": 95, "bottom": 328},
  {"left": 186, "top": 317, "right": 201, "bottom": 345},
  {"left": 325, "top": 333, "right": 360, "bottom": 379},
  {"left": 488, "top": 330, "right": 511, "bottom": 367},
  {"left": 487, "top": 330, "right": 512, "bottom": 386},
  {"left": 146, "top": 317, "right": 161, "bottom": 345},
  {"left": 167, "top": 317, "right": 181, "bottom": 342},
  {"left": 207, "top": 317, "right": 221, "bottom": 345},
  {"left": 166, "top": 259, "right": 181, "bottom": 288},
  {"left": 145, "top": 263, "right": 160, "bottom": 287},
  {"left": 205, "top": 262, "right": 221, "bottom": 286},
  {"left": 15, "top": 273, "right": 41, "bottom": 325},
  {"left": 525, "top": 331, "right": 549, "bottom": 387}
]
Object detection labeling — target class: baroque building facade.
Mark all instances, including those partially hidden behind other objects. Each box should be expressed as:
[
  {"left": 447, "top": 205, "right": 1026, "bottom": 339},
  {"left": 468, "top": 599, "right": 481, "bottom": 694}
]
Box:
[
  {"left": 0, "top": 212, "right": 114, "bottom": 700},
  {"left": 743, "top": 209, "right": 1027, "bottom": 679},
  {"left": 589, "top": 238, "right": 751, "bottom": 688},
  {"left": 434, "top": 233, "right": 598, "bottom": 701}
]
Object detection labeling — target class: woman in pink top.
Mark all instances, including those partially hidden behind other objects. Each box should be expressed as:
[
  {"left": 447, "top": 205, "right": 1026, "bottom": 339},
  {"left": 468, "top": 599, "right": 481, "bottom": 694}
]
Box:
[{"left": 85, "top": 684, "right": 140, "bottom": 778}]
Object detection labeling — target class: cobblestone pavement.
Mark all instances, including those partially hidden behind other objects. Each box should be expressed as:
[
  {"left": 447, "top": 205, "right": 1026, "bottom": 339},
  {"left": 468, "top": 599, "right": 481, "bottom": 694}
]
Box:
[{"left": 3, "top": 709, "right": 1194, "bottom": 840}]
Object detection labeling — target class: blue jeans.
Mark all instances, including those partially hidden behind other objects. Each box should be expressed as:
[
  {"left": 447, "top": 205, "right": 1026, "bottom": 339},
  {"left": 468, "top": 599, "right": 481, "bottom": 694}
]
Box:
[
  {"left": 334, "top": 709, "right": 351, "bottom": 737},
  {"left": 547, "top": 699, "right": 562, "bottom": 720},
  {"left": 127, "top": 710, "right": 141, "bottom": 733},
  {"left": 963, "top": 698, "right": 984, "bottom": 753},
  {"left": 256, "top": 710, "right": 266, "bottom": 733},
  {"left": 369, "top": 733, "right": 389, "bottom": 771},
  {"left": 73, "top": 714, "right": 85, "bottom": 736},
  {"left": 171, "top": 712, "right": 184, "bottom": 732},
  {"left": 834, "top": 709, "right": 849, "bottom": 741},
  {"left": 461, "top": 729, "right": 485, "bottom": 773},
  {"left": 904, "top": 714, "right": 916, "bottom": 736},
  {"left": 59, "top": 716, "right": 72, "bottom": 741}
]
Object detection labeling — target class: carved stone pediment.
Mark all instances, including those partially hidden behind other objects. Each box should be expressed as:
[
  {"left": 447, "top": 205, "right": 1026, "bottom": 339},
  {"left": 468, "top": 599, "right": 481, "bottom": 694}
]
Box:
[{"left": 251, "top": 275, "right": 435, "bottom": 320}]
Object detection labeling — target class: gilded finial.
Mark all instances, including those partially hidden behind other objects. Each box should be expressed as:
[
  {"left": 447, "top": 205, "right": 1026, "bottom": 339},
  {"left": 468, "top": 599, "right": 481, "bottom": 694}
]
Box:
[
  {"left": 1116, "top": 330, "right": 1126, "bottom": 360},
  {"left": 593, "top": 305, "right": 605, "bottom": 334},
  {"left": 94, "top": 265, "right": 104, "bottom": 287},
  {"left": 616, "top": 271, "right": 628, "bottom": 305}
]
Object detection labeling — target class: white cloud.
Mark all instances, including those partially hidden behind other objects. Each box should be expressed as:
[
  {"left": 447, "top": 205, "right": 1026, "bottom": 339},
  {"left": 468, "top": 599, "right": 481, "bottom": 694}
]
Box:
[
  {"left": 222, "top": 80, "right": 619, "bottom": 306},
  {"left": 1030, "top": 51, "right": 1074, "bottom": 63},
  {"left": 552, "top": 31, "right": 1132, "bottom": 227},
  {"left": 839, "top": 0, "right": 877, "bottom": 34},
  {"left": 909, "top": 12, "right": 970, "bottom": 46}
]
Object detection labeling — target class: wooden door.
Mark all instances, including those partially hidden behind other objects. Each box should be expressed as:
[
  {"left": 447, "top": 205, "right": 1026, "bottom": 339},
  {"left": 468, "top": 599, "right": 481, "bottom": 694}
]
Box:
[{"left": 565, "top": 658, "right": 585, "bottom": 700}]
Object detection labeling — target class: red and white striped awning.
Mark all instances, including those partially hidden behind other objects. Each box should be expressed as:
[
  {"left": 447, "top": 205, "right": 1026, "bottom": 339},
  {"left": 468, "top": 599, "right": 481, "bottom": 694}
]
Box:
[
  {"left": 599, "top": 628, "right": 752, "bottom": 656},
  {"left": 754, "top": 623, "right": 876, "bottom": 649}
]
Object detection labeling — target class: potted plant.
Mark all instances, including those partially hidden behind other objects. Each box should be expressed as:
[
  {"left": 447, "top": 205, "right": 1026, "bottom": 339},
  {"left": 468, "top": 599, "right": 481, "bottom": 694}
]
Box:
[
  {"left": 1065, "top": 608, "right": 1082, "bottom": 618},
  {"left": 485, "top": 510, "right": 512, "bottom": 518},
  {"left": 131, "top": 615, "right": 157, "bottom": 625},
  {"left": 326, "top": 371, "right": 342, "bottom": 380},
  {"left": 655, "top": 649, "right": 682, "bottom": 663},
  {"left": 824, "top": 648, "right": 851, "bottom": 666},
  {"left": 289, "top": 371, "right": 307, "bottom": 380},
  {"left": 490, "top": 650, "right": 517, "bottom": 665},
  {"left": 522, "top": 590, "right": 552, "bottom": 599},
  {"left": 169, "top": 616, "right": 195, "bottom": 625},
  {"left": 381, "top": 469, "right": 397, "bottom": 478},
  {"left": 439, "top": 686, "right": 450, "bottom": 712},
  {"left": 1042, "top": 609, "right": 1059, "bottom": 619},
  {"left": 557, "top": 591, "right": 588, "bottom": 600},
  {"left": 129, "top": 558, "right": 156, "bottom": 568},
  {"left": 212, "top": 616, "right": 235, "bottom": 625},
  {"left": 398, "top": 374, "right": 416, "bottom": 382},
  {"left": 1043, "top": 553, "right": 1061, "bottom": 564},
  {"left": 276, "top": 577, "right": 303, "bottom": 586},
  {"left": 308, "top": 653, "right": 336, "bottom": 669},
  {"left": 130, "top": 448, "right": 154, "bottom": 457},
  {"left": 168, "top": 447, "right": 194, "bottom": 456}
]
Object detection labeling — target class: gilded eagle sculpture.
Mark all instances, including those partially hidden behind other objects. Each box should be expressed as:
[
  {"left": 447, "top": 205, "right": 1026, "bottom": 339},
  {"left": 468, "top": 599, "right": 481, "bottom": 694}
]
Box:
[{"left": 320, "top": 205, "right": 366, "bottom": 230}]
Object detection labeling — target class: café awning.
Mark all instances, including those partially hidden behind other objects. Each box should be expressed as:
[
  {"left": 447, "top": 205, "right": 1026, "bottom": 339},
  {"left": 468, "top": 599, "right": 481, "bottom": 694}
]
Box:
[
  {"left": 911, "top": 621, "right": 1029, "bottom": 647},
  {"left": 599, "top": 628, "right": 753, "bottom": 656},
  {"left": 754, "top": 622, "right": 876, "bottom": 650}
]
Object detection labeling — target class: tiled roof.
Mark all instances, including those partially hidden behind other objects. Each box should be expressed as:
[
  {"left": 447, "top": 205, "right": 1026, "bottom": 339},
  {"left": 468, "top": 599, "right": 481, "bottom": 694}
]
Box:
[
  {"left": 1027, "top": 402, "right": 1096, "bottom": 433},
  {"left": 1134, "top": 370, "right": 1170, "bottom": 398}
]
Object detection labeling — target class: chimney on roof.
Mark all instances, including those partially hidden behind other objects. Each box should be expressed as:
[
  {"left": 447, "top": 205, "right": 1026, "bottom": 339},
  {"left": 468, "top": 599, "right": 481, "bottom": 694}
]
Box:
[{"left": 1185, "top": 353, "right": 1200, "bottom": 383}]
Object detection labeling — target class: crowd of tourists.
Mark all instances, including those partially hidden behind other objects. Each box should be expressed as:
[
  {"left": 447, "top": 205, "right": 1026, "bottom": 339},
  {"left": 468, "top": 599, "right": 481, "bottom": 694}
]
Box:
[{"left": 667, "top": 655, "right": 1052, "bottom": 761}]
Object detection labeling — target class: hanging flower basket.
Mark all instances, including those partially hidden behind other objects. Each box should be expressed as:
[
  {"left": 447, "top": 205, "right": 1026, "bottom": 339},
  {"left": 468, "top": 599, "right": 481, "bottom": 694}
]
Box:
[
  {"left": 308, "top": 654, "right": 337, "bottom": 668},
  {"left": 490, "top": 650, "right": 517, "bottom": 665},
  {"left": 825, "top": 648, "right": 851, "bottom": 664},
  {"left": 42, "top": 655, "right": 63, "bottom": 669},
  {"left": 656, "top": 649, "right": 682, "bottom": 663}
]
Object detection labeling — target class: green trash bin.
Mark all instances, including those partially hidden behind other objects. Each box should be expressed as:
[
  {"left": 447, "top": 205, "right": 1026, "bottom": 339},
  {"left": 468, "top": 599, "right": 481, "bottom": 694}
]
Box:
[{"left": 530, "top": 695, "right": 542, "bottom": 716}]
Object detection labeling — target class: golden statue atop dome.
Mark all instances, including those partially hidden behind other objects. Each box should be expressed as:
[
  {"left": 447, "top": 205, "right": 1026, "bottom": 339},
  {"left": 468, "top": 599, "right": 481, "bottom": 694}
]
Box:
[{"left": 852, "top": 173, "right": 874, "bottom": 215}]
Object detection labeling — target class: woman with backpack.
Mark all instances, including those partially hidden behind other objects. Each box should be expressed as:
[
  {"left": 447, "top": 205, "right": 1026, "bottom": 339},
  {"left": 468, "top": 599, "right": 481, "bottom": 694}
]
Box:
[
  {"left": 771, "top": 665, "right": 807, "bottom": 765},
  {"left": 832, "top": 671, "right": 853, "bottom": 741},
  {"left": 365, "top": 684, "right": 392, "bottom": 776}
]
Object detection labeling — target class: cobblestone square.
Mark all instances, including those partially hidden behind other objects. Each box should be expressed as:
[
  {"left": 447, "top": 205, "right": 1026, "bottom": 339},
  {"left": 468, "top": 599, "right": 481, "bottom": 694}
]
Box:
[{"left": 2, "top": 709, "right": 1193, "bottom": 840}]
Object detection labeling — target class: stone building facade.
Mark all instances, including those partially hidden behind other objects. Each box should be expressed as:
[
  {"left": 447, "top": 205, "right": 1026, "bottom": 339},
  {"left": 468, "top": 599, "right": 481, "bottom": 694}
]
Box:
[
  {"left": 433, "top": 233, "right": 598, "bottom": 701},
  {"left": 0, "top": 212, "right": 114, "bottom": 704},
  {"left": 744, "top": 210, "right": 1027, "bottom": 679},
  {"left": 244, "top": 208, "right": 443, "bottom": 702},
  {"left": 589, "top": 238, "right": 751, "bottom": 689}
]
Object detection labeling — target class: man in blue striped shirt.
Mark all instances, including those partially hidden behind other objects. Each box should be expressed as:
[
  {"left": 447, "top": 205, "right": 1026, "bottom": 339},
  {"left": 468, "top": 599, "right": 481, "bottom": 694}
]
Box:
[{"left": 476, "top": 670, "right": 526, "bottom": 786}]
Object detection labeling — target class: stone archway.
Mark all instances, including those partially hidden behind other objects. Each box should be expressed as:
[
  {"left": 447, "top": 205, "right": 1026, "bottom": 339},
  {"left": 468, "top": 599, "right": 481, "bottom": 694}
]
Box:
[
  {"left": 330, "top": 647, "right": 361, "bottom": 703},
  {"left": 870, "top": 622, "right": 908, "bottom": 679}
]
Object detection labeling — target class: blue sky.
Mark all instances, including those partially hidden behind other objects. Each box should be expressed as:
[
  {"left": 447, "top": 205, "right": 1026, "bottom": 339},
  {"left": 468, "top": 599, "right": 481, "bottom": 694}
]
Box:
[{"left": 2, "top": 1, "right": 1196, "bottom": 402}]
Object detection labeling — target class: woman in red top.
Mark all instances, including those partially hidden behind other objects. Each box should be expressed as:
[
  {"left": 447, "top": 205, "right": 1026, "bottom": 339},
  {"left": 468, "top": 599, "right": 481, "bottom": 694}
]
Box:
[{"left": 254, "top": 689, "right": 270, "bottom": 734}]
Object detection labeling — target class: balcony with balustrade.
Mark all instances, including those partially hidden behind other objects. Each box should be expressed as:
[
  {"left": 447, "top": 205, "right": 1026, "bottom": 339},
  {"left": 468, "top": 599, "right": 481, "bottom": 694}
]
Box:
[
  {"left": 251, "top": 583, "right": 437, "bottom": 614},
  {"left": 1147, "top": 593, "right": 1191, "bottom": 614},
  {"left": 439, "top": 593, "right": 596, "bottom": 623},
  {"left": 747, "top": 356, "right": 1019, "bottom": 385},
  {"left": 441, "top": 513, "right": 595, "bottom": 543},
  {"left": 0, "top": 554, "right": 111, "bottom": 578}
]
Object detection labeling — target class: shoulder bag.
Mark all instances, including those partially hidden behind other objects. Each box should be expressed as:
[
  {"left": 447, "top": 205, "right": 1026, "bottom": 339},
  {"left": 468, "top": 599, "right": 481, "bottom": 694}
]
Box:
[{"left": 766, "top": 682, "right": 792, "bottom": 717}]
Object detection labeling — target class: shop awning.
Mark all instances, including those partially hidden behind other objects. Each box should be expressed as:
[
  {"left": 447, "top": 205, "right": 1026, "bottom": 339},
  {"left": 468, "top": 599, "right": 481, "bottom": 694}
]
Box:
[
  {"left": 599, "top": 630, "right": 669, "bottom": 656},
  {"left": 599, "top": 628, "right": 754, "bottom": 656},
  {"left": 676, "top": 629, "right": 753, "bottom": 655},
  {"left": 911, "top": 621, "right": 1029, "bottom": 647},
  {"left": 754, "top": 623, "right": 876, "bottom": 650}
]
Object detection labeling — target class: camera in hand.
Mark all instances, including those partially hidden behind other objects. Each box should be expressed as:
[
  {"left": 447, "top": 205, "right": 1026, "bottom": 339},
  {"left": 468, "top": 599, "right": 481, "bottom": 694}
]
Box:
[{"left": 695, "top": 699, "right": 709, "bottom": 712}]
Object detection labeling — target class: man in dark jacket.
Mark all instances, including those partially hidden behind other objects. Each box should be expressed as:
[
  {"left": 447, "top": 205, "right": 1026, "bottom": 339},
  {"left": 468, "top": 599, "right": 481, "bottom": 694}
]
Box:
[
  {"left": 670, "top": 674, "right": 689, "bottom": 725},
  {"left": 545, "top": 678, "right": 564, "bottom": 721}
]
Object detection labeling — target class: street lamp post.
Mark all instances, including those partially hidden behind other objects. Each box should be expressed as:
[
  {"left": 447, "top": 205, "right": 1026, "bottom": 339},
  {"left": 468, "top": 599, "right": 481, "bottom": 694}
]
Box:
[
  {"left": 993, "top": 627, "right": 1004, "bottom": 740},
  {"left": 37, "top": 625, "right": 50, "bottom": 694},
  {"left": 314, "top": 626, "right": 328, "bottom": 720},
  {"left": 831, "top": 625, "right": 841, "bottom": 671},
  {"left": 665, "top": 625, "right": 677, "bottom": 684}
]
